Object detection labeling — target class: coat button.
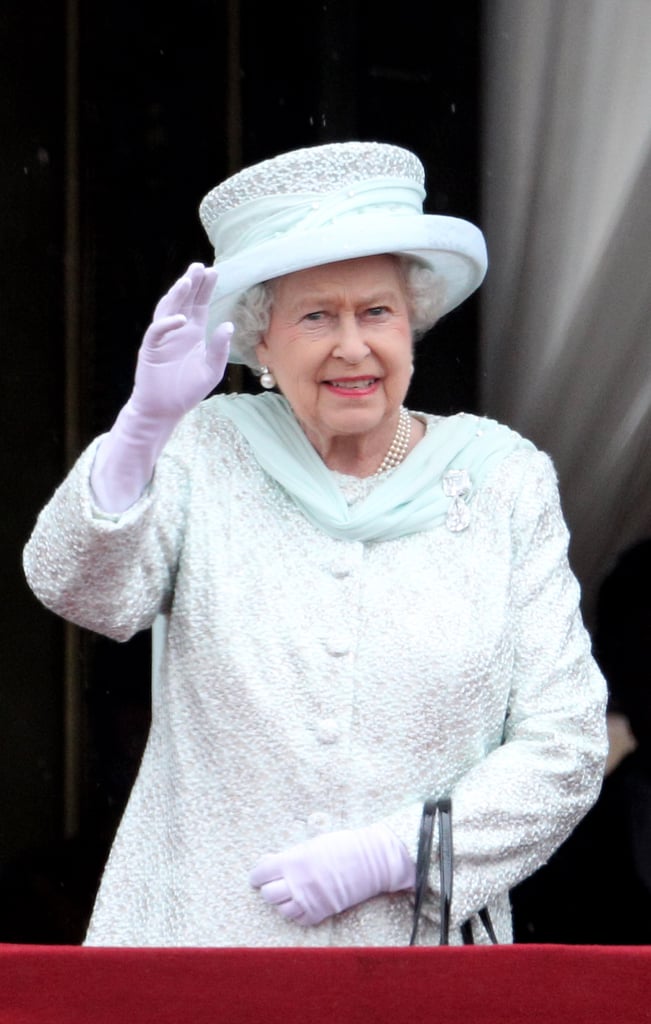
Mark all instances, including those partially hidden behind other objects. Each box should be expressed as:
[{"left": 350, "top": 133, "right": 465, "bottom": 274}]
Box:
[
  {"left": 316, "top": 718, "right": 340, "bottom": 744},
  {"left": 329, "top": 562, "right": 353, "bottom": 579},
  {"left": 307, "top": 812, "right": 332, "bottom": 835},
  {"left": 326, "top": 636, "right": 351, "bottom": 657}
]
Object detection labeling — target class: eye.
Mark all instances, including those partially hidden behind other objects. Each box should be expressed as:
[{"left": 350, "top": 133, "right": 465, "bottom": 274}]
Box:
[
  {"left": 366, "top": 306, "right": 390, "bottom": 318},
  {"left": 303, "top": 310, "right": 326, "bottom": 322}
]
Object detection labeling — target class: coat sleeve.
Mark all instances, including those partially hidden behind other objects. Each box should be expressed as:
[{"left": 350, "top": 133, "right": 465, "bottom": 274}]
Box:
[
  {"left": 382, "top": 449, "right": 608, "bottom": 927},
  {"left": 22, "top": 427, "right": 195, "bottom": 643}
]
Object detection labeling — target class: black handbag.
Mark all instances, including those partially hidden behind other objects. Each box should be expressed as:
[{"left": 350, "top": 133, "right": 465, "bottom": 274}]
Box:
[{"left": 409, "top": 797, "right": 498, "bottom": 946}]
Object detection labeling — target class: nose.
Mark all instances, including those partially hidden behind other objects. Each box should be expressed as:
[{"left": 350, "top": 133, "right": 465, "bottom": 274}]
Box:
[{"left": 332, "top": 316, "right": 370, "bottom": 362}]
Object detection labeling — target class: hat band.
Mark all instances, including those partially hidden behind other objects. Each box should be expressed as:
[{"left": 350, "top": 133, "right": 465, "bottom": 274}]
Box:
[{"left": 209, "top": 177, "right": 426, "bottom": 261}]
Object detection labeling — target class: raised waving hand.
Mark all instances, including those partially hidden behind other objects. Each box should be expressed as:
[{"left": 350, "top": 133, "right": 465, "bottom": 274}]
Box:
[{"left": 91, "top": 263, "right": 232, "bottom": 513}]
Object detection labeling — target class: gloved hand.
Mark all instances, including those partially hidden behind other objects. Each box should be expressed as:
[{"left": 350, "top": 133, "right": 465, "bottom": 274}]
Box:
[
  {"left": 90, "top": 263, "right": 232, "bottom": 513},
  {"left": 249, "top": 823, "right": 415, "bottom": 926}
]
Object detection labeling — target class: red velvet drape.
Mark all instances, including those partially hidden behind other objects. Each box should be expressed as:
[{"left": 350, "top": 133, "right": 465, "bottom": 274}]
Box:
[{"left": 2, "top": 945, "right": 651, "bottom": 1023}]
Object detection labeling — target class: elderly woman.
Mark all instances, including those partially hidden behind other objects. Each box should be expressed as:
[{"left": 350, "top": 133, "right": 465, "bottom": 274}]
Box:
[{"left": 23, "top": 142, "right": 607, "bottom": 947}]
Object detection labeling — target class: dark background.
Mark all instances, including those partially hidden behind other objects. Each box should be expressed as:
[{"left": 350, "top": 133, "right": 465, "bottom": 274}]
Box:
[{"left": 1, "top": 0, "right": 481, "bottom": 942}]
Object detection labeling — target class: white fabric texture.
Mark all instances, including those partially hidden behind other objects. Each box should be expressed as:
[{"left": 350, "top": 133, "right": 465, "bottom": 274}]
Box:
[
  {"left": 22, "top": 395, "right": 607, "bottom": 947},
  {"left": 481, "top": 0, "right": 651, "bottom": 623}
]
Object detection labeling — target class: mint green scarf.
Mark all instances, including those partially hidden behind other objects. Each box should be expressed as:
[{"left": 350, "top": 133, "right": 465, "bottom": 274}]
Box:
[{"left": 217, "top": 392, "right": 534, "bottom": 542}]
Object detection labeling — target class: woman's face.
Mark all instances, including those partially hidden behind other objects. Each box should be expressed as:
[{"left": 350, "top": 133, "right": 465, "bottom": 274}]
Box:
[{"left": 255, "top": 255, "right": 414, "bottom": 456}]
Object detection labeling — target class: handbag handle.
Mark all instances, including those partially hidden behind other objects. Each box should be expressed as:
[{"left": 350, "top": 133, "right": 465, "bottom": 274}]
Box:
[
  {"left": 409, "top": 797, "right": 438, "bottom": 946},
  {"left": 409, "top": 797, "right": 497, "bottom": 946}
]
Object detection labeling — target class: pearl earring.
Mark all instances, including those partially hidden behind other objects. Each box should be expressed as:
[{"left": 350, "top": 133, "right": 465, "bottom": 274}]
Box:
[{"left": 259, "top": 366, "right": 276, "bottom": 389}]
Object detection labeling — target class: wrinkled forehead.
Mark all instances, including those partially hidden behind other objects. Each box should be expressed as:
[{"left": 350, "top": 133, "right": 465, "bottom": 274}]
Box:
[{"left": 268, "top": 255, "right": 408, "bottom": 305}]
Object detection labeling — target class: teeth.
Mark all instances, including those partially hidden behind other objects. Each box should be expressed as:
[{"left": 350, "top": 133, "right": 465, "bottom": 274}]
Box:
[{"left": 329, "top": 379, "right": 375, "bottom": 389}]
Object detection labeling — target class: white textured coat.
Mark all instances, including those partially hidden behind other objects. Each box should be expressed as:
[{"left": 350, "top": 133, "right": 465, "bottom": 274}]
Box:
[{"left": 23, "top": 399, "right": 607, "bottom": 946}]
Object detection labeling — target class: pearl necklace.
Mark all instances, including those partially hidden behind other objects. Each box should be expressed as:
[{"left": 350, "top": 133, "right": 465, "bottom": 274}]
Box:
[{"left": 373, "top": 406, "right": 412, "bottom": 477}]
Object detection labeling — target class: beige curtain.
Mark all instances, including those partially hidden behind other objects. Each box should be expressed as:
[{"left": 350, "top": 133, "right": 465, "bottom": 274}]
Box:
[{"left": 480, "top": 0, "right": 651, "bottom": 625}]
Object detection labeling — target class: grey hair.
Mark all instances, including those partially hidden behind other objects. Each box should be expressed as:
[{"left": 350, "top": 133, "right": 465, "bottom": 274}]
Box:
[{"left": 229, "top": 254, "right": 447, "bottom": 371}]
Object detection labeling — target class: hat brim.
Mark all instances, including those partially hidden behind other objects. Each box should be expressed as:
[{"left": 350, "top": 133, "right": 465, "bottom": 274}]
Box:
[{"left": 207, "top": 213, "right": 487, "bottom": 365}]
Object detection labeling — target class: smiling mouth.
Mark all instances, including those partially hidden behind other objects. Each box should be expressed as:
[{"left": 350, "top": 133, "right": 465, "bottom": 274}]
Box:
[{"left": 324, "top": 377, "right": 378, "bottom": 391}]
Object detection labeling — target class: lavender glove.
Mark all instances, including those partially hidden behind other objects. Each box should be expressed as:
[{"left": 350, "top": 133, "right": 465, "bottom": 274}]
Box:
[
  {"left": 90, "top": 263, "right": 232, "bottom": 513},
  {"left": 249, "top": 823, "right": 416, "bottom": 926}
]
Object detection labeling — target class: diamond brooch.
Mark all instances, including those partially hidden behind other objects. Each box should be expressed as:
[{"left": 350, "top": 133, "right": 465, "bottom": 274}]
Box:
[{"left": 443, "top": 469, "right": 471, "bottom": 533}]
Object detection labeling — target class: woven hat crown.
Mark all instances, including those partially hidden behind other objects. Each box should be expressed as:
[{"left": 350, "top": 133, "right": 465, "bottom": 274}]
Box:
[{"left": 199, "top": 142, "right": 425, "bottom": 233}]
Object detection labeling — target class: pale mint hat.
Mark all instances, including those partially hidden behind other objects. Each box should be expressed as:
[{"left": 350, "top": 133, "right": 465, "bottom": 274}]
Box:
[{"left": 199, "top": 141, "right": 488, "bottom": 365}]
